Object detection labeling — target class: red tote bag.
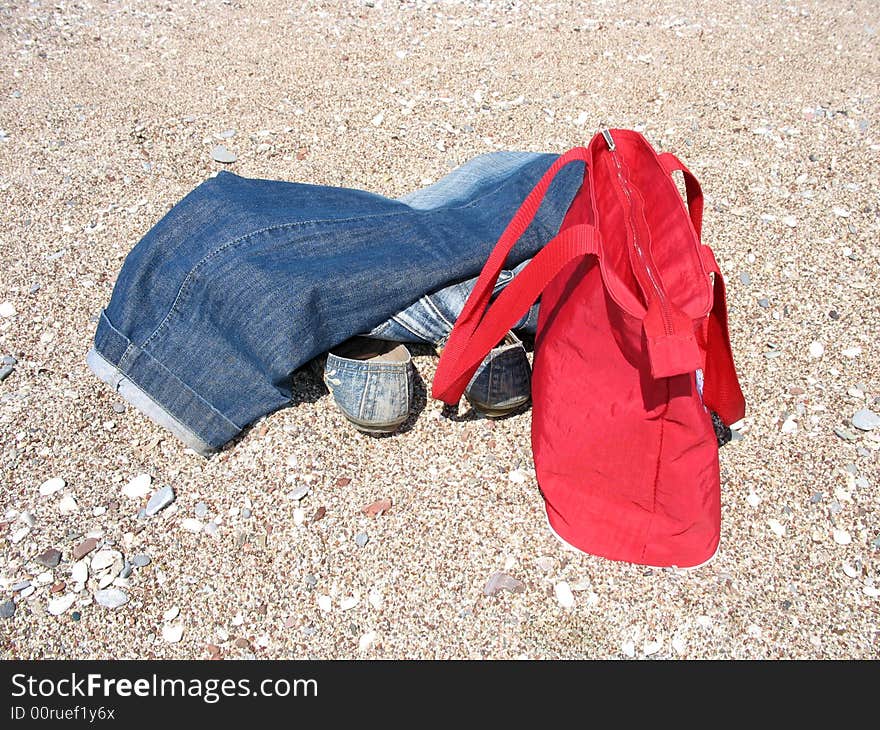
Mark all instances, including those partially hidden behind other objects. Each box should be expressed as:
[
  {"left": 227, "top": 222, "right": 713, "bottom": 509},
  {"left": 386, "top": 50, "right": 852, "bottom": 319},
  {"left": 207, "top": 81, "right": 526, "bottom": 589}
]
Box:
[{"left": 433, "top": 129, "right": 745, "bottom": 568}]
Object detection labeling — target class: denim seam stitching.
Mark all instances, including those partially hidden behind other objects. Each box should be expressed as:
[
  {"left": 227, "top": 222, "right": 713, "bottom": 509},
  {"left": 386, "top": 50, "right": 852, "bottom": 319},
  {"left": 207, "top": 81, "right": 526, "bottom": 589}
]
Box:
[
  {"left": 140, "top": 159, "right": 558, "bottom": 351},
  {"left": 91, "top": 349, "right": 227, "bottom": 447},
  {"left": 96, "top": 317, "right": 242, "bottom": 432}
]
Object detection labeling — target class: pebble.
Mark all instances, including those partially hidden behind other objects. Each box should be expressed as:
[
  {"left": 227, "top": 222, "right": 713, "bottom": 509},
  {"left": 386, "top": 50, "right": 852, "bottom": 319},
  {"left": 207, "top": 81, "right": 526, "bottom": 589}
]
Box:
[
  {"left": 757, "top": 298, "right": 770, "bottom": 308},
  {"left": 361, "top": 498, "right": 392, "bottom": 517},
  {"left": 112, "top": 402, "right": 126, "bottom": 413},
  {"left": 122, "top": 473, "right": 152, "bottom": 499},
  {"left": 241, "top": 508, "right": 252, "bottom": 519},
  {"left": 643, "top": 640, "right": 662, "bottom": 656},
  {"left": 163, "top": 606, "right": 180, "bottom": 622},
  {"left": 671, "top": 636, "right": 686, "bottom": 655},
  {"left": 19, "top": 511, "right": 35, "bottom": 527},
  {"left": 368, "top": 588, "right": 383, "bottom": 610},
  {"left": 355, "top": 532, "right": 369, "bottom": 548},
  {"left": 211, "top": 146, "right": 237, "bottom": 164},
  {"left": 768, "top": 519, "right": 786, "bottom": 537},
  {"left": 508, "top": 469, "right": 528, "bottom": 484},
  {"left": 289, "top": 484, "right": 310, "bottom": 501},
  {"left": 358, "top": 631, "right": 376, "bottom": 652},
  {"left": 131, "top": 554, "right": 151, "bottom": 567},
  {"left": 746, "top": 492, "right": 761, "bottom": 507},
  {"left": 73, "top": 538, "right": 99, "bottom": 560},
  {"left": 842, "top": 563, "right": 859, "bottom": 578},
  {"left": 119, "top": 561, "right": 132, "bottom": 579},
  {"left": 832, "top": 529, "right": 852, "bottom": 545},
  {"left": 58, "top": 494, "right": 79, "bottom": 514},
  {"left": 36, "top": 548, "right": 62, "bottom": 568},
  {"left": 39, "top": 477, "right": 66, "bottom": 496},
  {"left": 0, "top": 300, "right": 16, "bottom": 317},
  {"left": 842, "top": 347, "right": 862, "bottom": 358},
  {"left": 340, "top": 595, "right": 359, "bottom": 611},
  {"left": 162, "top": 624, "right": 184, "bottom": 643},
  {"left": 145, "top": 485, "right": 175, "bottom": 516},
  {"left": 483, "top": 571, "right": 525, "bottom": 596},
  {"left": 181, "top": 518, "right": 204, "bottom": 533},
  {"left": 621, "top": 640, "right": 636, "bottom": 658},
  {"left": 864, "top": 585, "right": 880, "bottom": 598},
  {"left": 0, "top": 600, "right": 16, "bottom": 619},
  {"left": 90, "top": 549, "right": 122, "bottom": 573},
  {"left": 12, "top": 581, "right": 31, "bottom": 592},
  {"left": 194, "top": 502, "right": 208, "bottom": 519},
  {"left": 781, "top": 215, "right": 797, "bottom": 227},
  {"left": 216, "top": 129, "right": 236, "bottom": 138},
  {"left": 808, "top": 341, "right": 825, "bottom": 358},
  {"left": 10, "top": 526, "right": 30, "bottom": 544},
  {"left": 554, "top": 581, "right": 575, "bottom": 609},
  {"left": 205, "top": 522, "right": 219, "bottom": 536},
  {"left": 71, "top": 560, "right": 89, "bottom": 584},
  {"left": 304, "top": 574, "right": 317, "bottom": 589},
  {"left": 834, "top": 426, "right": 859, "bottom": 442},
  {"left": 94, "top": 588, "right": 129, "bottom": 609},
  {"left": 316, "top": 595, "right": 332, "bottom": 612},
  {"left": 739, "top": 272, "right": 751, "bottom": 285},
  {"left": 47, "top": 594, "right": 76, "bottom": 616},
  {"left": 852, "top": 409, "right": 880, "bottom": 431}
]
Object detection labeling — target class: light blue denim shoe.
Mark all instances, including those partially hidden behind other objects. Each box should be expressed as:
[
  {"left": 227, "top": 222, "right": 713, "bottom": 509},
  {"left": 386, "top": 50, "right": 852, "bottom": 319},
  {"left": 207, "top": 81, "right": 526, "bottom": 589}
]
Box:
[
  {"left": 460, "top": 331, "right": 532, "bottom": 417},
  {"left": 323, "top": 338, "right": 413, "bottom": 434}
]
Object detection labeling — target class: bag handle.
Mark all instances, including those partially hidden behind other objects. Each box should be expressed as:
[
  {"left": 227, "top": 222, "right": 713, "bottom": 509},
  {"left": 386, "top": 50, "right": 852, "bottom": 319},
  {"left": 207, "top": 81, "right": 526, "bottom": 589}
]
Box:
[
  {"left": 659, "top": 152, "right": 745, "bottom": 424},
  {"left": 432, "top": 223, "right": 598, "bottom": 403},
  {"left": 698, "top": 246, "right": 746, "bottom": 424},
  {"left": 658, "top": 152, "right": 703, "bottom": 237}
]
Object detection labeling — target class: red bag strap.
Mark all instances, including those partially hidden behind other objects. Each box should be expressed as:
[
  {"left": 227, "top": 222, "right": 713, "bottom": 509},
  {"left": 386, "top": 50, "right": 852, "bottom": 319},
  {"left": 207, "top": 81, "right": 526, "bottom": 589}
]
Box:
[
  {"left": 658, "top": 152, "right": 703, "bottom": 237},
  {"left": 431, "top": 148, "right": 593, "bottom": 404},
  {"left": 432, "top": 223, "right": 598, "bottom": 403},
  {"left": 698, "top": 245, "right": 746, "bottom": 424}
]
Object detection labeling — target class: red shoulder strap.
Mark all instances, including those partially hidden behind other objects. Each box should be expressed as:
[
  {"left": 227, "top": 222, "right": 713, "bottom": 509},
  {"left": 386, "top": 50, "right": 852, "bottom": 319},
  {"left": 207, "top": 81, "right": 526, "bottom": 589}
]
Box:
[
  {"left": 698, "top": 245, "right": 746, "bottom": 424},
  {"left": 658, "top": 152, "right": 703, "bottom": 237}
]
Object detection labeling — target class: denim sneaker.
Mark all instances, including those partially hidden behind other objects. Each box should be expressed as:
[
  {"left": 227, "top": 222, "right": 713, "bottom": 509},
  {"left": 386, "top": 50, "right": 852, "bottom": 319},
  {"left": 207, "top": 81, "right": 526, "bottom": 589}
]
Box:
[{"left": 323, "top": 337, "right": 413, "bottom": 434}]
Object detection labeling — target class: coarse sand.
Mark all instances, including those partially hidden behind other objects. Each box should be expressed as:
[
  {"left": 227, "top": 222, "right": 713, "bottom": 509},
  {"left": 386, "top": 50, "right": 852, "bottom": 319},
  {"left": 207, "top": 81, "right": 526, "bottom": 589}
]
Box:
[{"left": 0, "top": 0, "right": 878, "bottom": 659}]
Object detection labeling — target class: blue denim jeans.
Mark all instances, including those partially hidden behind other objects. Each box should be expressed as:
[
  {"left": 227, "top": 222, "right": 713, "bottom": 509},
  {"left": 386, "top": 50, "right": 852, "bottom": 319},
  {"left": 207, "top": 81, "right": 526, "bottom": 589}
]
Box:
[{"left": 88, "top": 151, "right": 582, "bottom": 454}]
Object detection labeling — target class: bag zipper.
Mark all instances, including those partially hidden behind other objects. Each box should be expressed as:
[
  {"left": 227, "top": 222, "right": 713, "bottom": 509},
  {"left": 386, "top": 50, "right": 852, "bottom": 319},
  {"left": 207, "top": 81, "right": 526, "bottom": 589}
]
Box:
[{"left": 602, "top": 129, "right": 674, "bottom": 337}]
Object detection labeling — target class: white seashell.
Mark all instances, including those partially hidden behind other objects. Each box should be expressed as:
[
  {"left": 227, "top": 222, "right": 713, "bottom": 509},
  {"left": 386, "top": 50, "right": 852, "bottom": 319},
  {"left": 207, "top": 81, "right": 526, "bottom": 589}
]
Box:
[
  {"left": 621, "top": 640, "right": 636, "bottom": 658},
  {"left": 122, "top": 473, "right": 152, "bottom": 499},
  {"left": 842, "top": 563, "right": 859, "bottom": 579},
  {"left": 163, "top": 606, "right": 180, "bottom": 622},
  {"left": 358, "top": 631, "right": 376, "bottom": 652},
  {"left": 767, "top": 519, "right": 786, "bottom": 537},
  {"left": 340, "top": 595, "right": 360, "bottom": 611},
  {"left": 162, "top": 624, "right": 184, "bottom": 643},
  {"left": 316, "top": 595, "right": 332, "bottom": 612},
  {"left": 48, "top": 594, "right": 76, "bottom": 616},
  {"left": 554, "top": 581, "right": 575, "bottom": 609},
  {"left": 181, "top": 518, "right": 203, "bottom": 533},
  {"left": 58, "top": 495, "right": 79, "bottom": 514},
  {"left": 832, "top": 529, "right": 852, "bottom": 545},
  {"left": 39, "top": 477, "right": 65, "bottom": 496}
]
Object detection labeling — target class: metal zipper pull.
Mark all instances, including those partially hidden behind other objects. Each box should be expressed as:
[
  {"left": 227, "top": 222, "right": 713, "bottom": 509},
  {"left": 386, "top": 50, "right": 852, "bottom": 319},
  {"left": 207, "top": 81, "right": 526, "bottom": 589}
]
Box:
[{"left": 601, "top": 128, "right": 616, "bottom": 151}]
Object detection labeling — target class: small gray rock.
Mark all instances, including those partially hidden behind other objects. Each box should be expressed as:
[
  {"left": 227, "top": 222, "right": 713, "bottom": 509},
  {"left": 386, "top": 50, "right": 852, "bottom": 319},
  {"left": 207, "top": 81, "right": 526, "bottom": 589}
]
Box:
[
  {"left": 204, "top": 522, "right": 218, "bottom": 536},
  {"left": 757, "top": 298, "right": 770, "bottom": 308},
  {"left": 0, "top": 600, "right": 15, "bottom": 619},
  {"left": 217, "top": 129, "right": 236, "bottom": 139},
  {"left": 12, "top": 581, "right": 31, "bottom": 592},
  {"left": 211, "top": 145, "right": 237, "bottom": 164},
  {"left": 304, "top": 574, "right": 317, "bottom": 588},
  {"left": 1, "top": 355, "right": 17, "bottom": 366},
  {"left": 810, "top": 493, "right": 823, "bottom": 503},
  {"left": 35, "top": 548, "right": 62, "bottom": 568},
  {"left": 194, "top": 502, "right": 208, "bottom": 519},
  {"left": 0, "top": 363, "right": 14, "bottom": 382},
  {"left": 302, "top": 626, "right": 317, "bottom": 637},
  {"left": 94, "top": 588, "right": 129, "bottom": 609},
  {"left": 145, "top": 485, "right": 175, "bottom": 516},
  {"left": 112, "top": 402, "right": 126, "bottom": 414},
  {"left": 242, "top": 508, "right": 252, "bottom": 519},
  {"left": 834, "top": 426, "right": 859, "bottom": 442},
  {"left": 119, "top": 561, "right": 133, "bottom": 579},
  {"left": 829, "top": 501, "right": 843, "bottom": 514},
  {"left": 739, "top": 272, "right": 751, "bottom": 285},
  {"left": 354, "top": 532, "right": 369, "bottom": 548},
  {"left": 852, "top": 409, "right": 880, "bottom": 432},
  {"left": 131, "top": 554, "right": 151, "bottom": 567}
]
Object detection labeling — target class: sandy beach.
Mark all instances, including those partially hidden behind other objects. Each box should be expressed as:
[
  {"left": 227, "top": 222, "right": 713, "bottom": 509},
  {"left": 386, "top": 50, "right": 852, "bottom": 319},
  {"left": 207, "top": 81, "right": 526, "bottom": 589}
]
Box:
[{"left": 1, "top": 0, "right": 878, "bottom": 659}]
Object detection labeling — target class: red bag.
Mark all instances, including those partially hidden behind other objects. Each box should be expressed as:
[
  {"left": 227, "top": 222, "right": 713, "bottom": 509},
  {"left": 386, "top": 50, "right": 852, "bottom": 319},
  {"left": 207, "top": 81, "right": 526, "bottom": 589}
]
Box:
[{"left": 432, "top": 129, "right": 745, "bottom": 568}]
